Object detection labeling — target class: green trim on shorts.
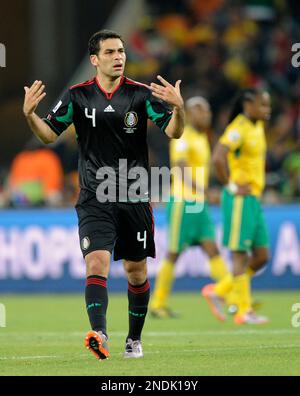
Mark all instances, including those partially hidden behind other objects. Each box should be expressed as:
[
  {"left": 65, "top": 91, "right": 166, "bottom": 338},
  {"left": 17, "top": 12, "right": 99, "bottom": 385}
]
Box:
[
  {"left": 222, "top": 188, "right": 269, "bottom": 252},
  {"left": 167, "top": 197, "right": 216, "bottom": 254}
]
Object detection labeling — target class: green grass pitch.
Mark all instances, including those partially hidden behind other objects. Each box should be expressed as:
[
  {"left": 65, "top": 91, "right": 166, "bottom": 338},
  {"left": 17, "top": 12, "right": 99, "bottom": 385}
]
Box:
[{"left": 0, "top": 291, "right": 299, "bottom": 376}]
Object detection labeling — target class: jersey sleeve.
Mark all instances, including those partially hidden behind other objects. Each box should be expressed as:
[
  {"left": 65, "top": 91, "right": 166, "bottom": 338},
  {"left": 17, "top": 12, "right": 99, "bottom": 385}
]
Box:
[
  {"left": 146, "top": 93, "right": 173, "bottom": 133},
  {"left": 171, "top": 136, "right": 190, "bottom": 163},
  {"left": 219, "top": 124, "right": 244, "bottom": 152},
  {"left": 43, "top": 90, "right": 74, "bottom": 136}
]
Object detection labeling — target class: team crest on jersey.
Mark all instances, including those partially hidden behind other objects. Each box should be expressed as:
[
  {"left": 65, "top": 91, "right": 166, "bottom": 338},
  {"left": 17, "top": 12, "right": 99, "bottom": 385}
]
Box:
[
  {"left": 124, "top": 112, "right": 138, "bottom": 133},
  {"left": 228, "top": 129, "right": 240, "bottom": 142}
]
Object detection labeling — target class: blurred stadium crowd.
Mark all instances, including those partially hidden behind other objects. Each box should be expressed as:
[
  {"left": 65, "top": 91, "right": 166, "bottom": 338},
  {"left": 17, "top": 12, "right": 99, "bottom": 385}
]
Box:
[{"left": 1, "top": 0, "right": 299, "bottom": 208}]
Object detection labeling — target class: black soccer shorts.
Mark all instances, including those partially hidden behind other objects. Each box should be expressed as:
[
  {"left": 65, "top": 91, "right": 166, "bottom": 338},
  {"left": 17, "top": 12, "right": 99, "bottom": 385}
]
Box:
[{"left": 75, "top": 190, "right": 156, "bottom": 261}]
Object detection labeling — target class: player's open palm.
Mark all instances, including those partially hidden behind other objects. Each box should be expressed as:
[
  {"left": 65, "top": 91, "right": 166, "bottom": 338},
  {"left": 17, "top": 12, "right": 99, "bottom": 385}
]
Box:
[
  {"left": 150, "top": 75, "right": 184, "bottom": 110},
  {"left": 23, "top": 80, "right": 46, "bottom": 116}
]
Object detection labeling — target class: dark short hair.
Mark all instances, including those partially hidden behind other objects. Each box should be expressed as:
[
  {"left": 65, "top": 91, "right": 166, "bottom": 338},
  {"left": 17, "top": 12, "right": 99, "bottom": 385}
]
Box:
[{"left": 88, "top": 30, "right": 124, "bottom": 56}]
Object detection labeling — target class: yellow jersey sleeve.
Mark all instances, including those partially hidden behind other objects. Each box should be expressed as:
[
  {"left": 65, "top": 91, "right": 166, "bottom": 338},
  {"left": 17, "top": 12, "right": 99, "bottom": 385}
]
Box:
[
  {"left": 219, "top": 123, "right": 244, "bottom": 152},
  {"left": 170, "top": 137, "right": 190, "bottom": 164}
]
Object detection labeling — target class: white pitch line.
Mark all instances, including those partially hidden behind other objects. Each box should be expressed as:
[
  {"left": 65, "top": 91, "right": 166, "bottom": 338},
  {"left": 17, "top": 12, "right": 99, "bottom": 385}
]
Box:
[
  {"left": 0, "top": 329, "right": 298, "bottom": 338},
  {"left": 0, "top": 355, "right": 58, "bottom": 361},
  {"left": 1, "top": 344, "right": 299, "bottom": 362},
  {"left": 135, "top": 329, "right": 299, "bottom": 337},
  {"left": 142, "top": 345, "right": 300, "bottom": 356}
]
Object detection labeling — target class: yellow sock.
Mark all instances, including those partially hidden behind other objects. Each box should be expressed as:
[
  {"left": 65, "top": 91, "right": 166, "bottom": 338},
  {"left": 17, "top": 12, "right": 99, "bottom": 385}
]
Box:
[
  {"left": 232, "top": 274, "right": 252, "bottom": 316},
  {"left": 246, "top": 267, "right": 255, "bottom": 278},
  {"left": 209, "top": 255, "right": 229, "bottom": 281},
  {"left": 150, "top": 259, "right": 175, "bottom": 310},
  {"left": 215, "top": 273, "right": 234, "bottom": 297},
  {"left": 225, "top": 289, "right": 239, "bottom": 307}
]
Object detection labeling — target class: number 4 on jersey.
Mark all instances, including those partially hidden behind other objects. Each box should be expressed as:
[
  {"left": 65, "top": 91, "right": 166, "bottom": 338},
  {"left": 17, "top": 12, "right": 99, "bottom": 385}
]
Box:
[
  {"left": 85, "top": 108, "right": 96, "bottom": 127},
  {"left": 137, "top": 231, "right": 147, "bottom": 249}
]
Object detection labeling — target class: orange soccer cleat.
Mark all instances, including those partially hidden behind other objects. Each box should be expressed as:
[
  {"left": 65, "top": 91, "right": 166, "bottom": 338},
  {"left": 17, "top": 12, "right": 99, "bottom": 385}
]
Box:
[
  {"left": 84, "top": 330, "right": 110, "bottom": 360},
  {"left": 202, "top": 284, "right": 226, "bottom": 322},
  {"left": 234, "top": 310, "right": 269, "bottom": 325}
]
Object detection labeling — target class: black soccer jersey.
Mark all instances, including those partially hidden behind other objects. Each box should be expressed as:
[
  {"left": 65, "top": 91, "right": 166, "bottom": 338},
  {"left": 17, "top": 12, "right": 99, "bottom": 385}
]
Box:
[{"left": 44, "top": 76, "right": 172, "bottom": 202}]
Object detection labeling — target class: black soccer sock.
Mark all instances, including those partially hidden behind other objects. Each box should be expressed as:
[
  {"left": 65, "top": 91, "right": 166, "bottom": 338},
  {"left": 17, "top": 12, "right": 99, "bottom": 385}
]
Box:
[
  {"left": 127, "top": 280, "right": 150, "bottom": 341},
  {"left": 85, "top": 276, "right": 108, "bottom": 338}
]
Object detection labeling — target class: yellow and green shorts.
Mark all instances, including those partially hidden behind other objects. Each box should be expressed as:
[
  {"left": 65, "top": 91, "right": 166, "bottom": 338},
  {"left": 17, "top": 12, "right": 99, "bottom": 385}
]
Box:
[
  {"left": 222, "top": 189, "right": 269, "bottom": 252},
  {"left": 167, "top": 197, "right": 216, "bottom": 254}
]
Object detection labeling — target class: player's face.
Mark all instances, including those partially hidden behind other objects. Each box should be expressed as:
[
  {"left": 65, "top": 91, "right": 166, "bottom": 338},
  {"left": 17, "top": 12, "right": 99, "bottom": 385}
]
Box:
[
  {"left": 257, "top": 92, "right": 271, "bottom": 121},
  {"left": 248, "top": 92, "right": 271, "bottom": 121},
  {"left": 92, "top": 38, "right": 126, "bottom": 79},
  {"left": 188, "top": 103, "right": 212, "bottom": 131}
]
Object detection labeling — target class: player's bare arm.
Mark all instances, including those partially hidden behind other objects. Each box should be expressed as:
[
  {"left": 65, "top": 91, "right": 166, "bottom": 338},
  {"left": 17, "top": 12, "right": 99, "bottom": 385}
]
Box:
[
  {"left": 213, "top": 143, "right": 230, "bottom": 184},
  {"left": 150, "top": 75, "right": 185, "bottom": 139},
  {"left": 23, "top": 80, "right": 58, "bottom": 144},
  {"left": 213, "top": 143, "right": 251, "bottom": 195}
]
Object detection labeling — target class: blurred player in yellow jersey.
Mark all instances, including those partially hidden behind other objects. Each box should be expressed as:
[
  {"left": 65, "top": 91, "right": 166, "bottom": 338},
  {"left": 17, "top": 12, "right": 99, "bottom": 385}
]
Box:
[
  {"left": 150, "top": 97, "right": 231, "bottom": 319},
  {"left": 203, "top": 88, "right": 271, "bottom": 325}
]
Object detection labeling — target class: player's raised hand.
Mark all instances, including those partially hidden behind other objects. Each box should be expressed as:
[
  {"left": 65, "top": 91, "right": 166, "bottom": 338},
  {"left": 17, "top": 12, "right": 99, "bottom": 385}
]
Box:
[
  {"left": 23, "top": 80, "right": 46, "bottom": 117},
  {"left": 150, "top": 76, "right": 184, "bottom": 110}
]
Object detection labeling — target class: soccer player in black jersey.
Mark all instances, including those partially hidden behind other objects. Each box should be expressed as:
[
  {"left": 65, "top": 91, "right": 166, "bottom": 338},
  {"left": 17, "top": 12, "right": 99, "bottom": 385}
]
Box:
[{"left": 23, "top": 30, "right": 185, "bottom": 360}]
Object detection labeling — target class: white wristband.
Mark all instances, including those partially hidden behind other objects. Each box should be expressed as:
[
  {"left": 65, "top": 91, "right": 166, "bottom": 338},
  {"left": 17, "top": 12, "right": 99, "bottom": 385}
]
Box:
[{"left": 227, "top": 182, "right": 238, "bottom": 194}]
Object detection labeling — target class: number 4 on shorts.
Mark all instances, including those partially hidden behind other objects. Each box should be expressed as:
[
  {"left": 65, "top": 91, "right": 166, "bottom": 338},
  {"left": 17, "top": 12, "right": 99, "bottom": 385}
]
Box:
[{"left": 137, "top": 231, "right": 147, "bottom": 249}]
